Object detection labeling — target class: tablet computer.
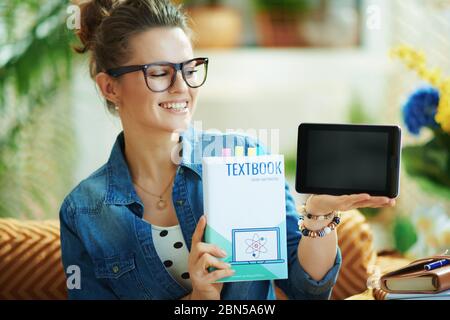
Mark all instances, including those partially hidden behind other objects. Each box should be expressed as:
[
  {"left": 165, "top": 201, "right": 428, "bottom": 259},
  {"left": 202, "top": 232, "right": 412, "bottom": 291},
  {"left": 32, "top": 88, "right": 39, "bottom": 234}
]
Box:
[{"left": 295, "top": 123, "right": 401, "bottom": 198}]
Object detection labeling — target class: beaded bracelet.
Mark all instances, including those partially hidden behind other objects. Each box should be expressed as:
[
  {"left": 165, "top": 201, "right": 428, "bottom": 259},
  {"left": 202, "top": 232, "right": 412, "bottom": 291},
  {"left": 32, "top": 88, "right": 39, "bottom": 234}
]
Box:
[
  {"left": 297, "top": 215, "right": 341, "bottom": 238},
  {"left": 304, "top": 211, "right": 337, "bottom": 221},
  {"left": 298, "top": 211, "right": 341, "bottom": 223},
  {"left": 299, "top": 194, "right": 338, "bottom": 221}
]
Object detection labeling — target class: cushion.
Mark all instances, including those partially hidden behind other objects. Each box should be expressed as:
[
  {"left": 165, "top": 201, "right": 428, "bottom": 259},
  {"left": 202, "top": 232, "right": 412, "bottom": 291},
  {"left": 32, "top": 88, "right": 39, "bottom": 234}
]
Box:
[
  {"left": 346, "top": 255, "right": 415, "bottom": 300},
  {"left": 0, "top": 210, "right": 376, "bottom": 300},
  {"left": 274, "top": 209, "right": 377, "bottom": 300},
  {"left": 331, "top": 209, "right": 377, "bottom": 299},
  {"left": 0, "top": 218, "right": 67, "bottom": 299}
]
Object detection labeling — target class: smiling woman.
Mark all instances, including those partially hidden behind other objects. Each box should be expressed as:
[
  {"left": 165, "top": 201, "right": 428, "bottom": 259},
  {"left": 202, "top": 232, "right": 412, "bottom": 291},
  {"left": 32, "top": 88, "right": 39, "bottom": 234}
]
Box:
[
  {"left": 60, "top": 0, "right": 394, "bottom": 301},
  {"left": 94, "top": 26, "right": 202, "bottom": 132},
  {"left": 61, "top": 0, "right": 246, "bottom": 300}
]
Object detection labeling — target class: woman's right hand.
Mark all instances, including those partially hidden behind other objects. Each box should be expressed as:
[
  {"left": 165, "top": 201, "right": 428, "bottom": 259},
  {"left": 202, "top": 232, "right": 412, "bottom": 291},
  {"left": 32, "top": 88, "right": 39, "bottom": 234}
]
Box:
[{"left": 188, "top": 215, "right": 235, "bottom": 300}]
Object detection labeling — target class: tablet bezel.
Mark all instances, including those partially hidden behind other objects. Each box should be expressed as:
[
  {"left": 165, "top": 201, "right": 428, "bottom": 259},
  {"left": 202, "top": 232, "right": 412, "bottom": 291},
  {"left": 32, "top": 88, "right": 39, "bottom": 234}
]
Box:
[{"left": 295, "top": 123, "right": 401, "bottom": 198}]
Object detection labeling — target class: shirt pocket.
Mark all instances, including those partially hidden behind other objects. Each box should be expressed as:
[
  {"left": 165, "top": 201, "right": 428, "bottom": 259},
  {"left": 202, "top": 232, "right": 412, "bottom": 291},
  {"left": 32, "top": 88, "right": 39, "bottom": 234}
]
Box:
[{"left": 94, "top": 253, "right": 153, "bottom": 299}]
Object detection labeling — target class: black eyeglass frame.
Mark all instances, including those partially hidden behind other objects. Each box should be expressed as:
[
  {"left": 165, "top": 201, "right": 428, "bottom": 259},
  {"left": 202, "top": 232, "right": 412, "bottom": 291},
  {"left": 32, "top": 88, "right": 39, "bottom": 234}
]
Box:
[{"left": 105, "top": 57, "right": 209, "bottom": 92}]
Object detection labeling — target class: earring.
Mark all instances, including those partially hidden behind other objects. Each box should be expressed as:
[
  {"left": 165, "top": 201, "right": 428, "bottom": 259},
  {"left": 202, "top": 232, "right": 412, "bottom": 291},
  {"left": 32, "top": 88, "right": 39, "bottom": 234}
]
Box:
[{"left": 115, "top": 105, "right": 119, "bottom": 111}]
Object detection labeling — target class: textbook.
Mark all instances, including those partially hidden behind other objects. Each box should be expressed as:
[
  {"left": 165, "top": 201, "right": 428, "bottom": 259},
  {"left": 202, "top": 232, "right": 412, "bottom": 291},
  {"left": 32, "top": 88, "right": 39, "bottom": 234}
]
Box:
[{"left": 202, "top": 150, "right": 288, "bottom": 282}]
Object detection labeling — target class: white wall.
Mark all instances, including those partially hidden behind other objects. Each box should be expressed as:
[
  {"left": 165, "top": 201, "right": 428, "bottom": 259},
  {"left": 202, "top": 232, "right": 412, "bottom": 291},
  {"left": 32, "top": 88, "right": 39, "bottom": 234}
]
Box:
[{"left": 71, "top": 48, "right": 394, "bottom": 187}]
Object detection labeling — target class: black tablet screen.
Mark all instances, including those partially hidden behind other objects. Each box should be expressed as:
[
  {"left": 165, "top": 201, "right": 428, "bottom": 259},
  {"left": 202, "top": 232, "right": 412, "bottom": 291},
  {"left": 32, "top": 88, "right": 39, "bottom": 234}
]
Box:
[{"left": 305, "top": 130, "right": 389, "bottom": 191}]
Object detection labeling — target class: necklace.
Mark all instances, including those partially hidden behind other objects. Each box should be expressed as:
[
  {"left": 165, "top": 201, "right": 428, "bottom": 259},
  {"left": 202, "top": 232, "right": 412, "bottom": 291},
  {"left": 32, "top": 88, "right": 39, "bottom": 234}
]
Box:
[{"left": 133, "top": 173, "right": 176, "bottom": 210}]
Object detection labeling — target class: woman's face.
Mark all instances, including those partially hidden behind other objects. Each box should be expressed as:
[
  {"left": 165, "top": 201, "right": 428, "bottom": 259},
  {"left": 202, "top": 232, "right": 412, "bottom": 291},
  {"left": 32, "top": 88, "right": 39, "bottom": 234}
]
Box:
[{"left": 114, "top": 27, "right": 199, "bottom": 134}]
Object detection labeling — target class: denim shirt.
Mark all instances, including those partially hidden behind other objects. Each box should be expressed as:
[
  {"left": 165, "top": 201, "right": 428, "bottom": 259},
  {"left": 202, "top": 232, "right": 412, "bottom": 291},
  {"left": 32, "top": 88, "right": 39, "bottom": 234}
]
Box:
[{"left": 59, "top": 126, "right": 342, "bottom": 300}]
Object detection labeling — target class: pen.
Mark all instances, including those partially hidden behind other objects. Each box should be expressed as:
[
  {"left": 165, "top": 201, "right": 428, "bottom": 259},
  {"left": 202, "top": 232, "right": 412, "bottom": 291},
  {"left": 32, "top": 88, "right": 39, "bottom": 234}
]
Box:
[{"left": 424, "top": 259, "right": 450, "bottom": 271}]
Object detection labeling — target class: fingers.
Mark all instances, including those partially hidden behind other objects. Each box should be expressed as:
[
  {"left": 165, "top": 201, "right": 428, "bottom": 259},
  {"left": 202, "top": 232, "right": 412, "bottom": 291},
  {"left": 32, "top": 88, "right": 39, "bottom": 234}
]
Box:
[
  {"left": 191, "top": 253, "right": 233, "bottom": 283},
  {"left": 335, "top": 193, "right": 398, "bottom": 211},
  {"left": 189, "top": 215, "right": 235, "bottom": 293},
  {"left": 190, "top": 215, "right": 231, "bottom": 272},
  {"left": 198, "top": 253, "right": 231, "bottom": 271},
  {"left": 192, "top": 242, "right": 227, "bottom": 262},
  {"left": 351, "top": 196, "right": 396, "bottom": 209},
  {"left": 347, "top": 193, "right": 371, "bottom": 204},
  {"left": 336, "top": 193, "right": 370, "bottom": 210},
  {"left": 198, "top": 254, "right": 234, "bottom": 282},
  {"left": 206, "top": 268, "right": 235, "bottom": 283},
  {"left": 190, "top": 253, "right": 233, "bottom": 294},
  {"left": 191, "top": 215, "right": 206, "bottom": 246}
]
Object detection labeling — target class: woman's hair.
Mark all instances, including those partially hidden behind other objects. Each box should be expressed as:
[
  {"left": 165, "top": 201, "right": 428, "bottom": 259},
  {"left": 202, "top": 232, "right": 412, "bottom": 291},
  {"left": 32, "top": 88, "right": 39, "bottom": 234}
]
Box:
[{"left": 75, "top": 0, "right": 191, "bottom": 113}]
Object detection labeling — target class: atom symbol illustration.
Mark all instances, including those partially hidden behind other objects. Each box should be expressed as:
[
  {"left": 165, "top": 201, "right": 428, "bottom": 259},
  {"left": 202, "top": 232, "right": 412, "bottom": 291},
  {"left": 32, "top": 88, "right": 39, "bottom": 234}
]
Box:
[{"left": 245, "top": 233, "right": 268, "bottom": 259}]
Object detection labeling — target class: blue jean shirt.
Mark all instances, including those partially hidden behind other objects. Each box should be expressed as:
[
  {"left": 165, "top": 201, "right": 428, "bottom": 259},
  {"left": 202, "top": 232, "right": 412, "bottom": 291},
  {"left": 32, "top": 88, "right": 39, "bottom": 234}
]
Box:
[{"left": 59, "top": 126, "right": 341, "bottom": 300}]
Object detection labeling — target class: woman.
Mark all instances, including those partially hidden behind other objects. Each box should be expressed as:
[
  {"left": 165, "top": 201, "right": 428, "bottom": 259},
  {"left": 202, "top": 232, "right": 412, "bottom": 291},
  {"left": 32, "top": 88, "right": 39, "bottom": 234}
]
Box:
[{"left": 60, "top": 0, "right": 396, "bottom": 300}]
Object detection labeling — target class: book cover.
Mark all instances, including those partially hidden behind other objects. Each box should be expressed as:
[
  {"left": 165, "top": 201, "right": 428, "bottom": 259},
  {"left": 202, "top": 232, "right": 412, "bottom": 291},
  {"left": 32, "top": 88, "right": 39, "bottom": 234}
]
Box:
[
  {"left": 202, "top": 154, "right": 288, "bottom": 282},
  {"left": 386, "top": 288, "right": 450, "bottom": 300},
  {"left": 374, "top": 288, "right": 450, "bottom": 300}
]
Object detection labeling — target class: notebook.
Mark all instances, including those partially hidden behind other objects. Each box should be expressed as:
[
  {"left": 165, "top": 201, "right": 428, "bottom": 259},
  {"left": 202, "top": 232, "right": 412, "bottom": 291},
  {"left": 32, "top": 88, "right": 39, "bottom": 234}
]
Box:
[
  {"left": 380, "top": 255, "right": 450, "bottom": 294},
  {"left": 202, "top": 151, "right": 288, "bottom": 282},
  {"left": 384, "top": 288, "right": 450, "bottom": 300}
]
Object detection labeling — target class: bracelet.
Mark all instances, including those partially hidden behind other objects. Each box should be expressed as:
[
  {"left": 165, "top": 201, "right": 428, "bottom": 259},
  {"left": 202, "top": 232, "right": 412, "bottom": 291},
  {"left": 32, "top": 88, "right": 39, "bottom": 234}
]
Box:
[
  {"left": 300, "top": 211, "right": 337, "bottom": 221},
  {"left": 299, "top": 194, "right": 337, "bottom": 220},
  {"left": 298, "top": 215, "right": 341, "bottom": 238}
]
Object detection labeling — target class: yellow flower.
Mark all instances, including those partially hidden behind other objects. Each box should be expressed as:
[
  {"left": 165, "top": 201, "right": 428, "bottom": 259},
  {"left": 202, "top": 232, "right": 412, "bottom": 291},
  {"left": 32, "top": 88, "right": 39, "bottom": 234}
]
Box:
[
  {"left": 438, "top": 230, "right": 450, "bottom": 248},
  {"left": 427, "top": 69, "right": 441, "bottom": 86},
  {"left": 425, "top": 234, "right": 439, "bottom": 248},
  {"left": 417, "top": 217, "right": 433, "bottom": 233},
  {"left": 408, "top": 205, "right": 450, "bottom": 258},
  {"left": 390, "top": 45, "right": 450, "bottom": 133}
]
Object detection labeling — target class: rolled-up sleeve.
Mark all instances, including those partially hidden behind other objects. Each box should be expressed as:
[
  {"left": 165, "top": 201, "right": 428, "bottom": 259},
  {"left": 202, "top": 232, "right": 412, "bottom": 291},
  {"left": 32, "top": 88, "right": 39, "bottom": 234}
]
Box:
[
  {"left": 243, "top": 135, "right": 342, "bottom": 299},
  {"left": 283, "top": 245, "right": 342, "bottom": 299},
  {"left": 275, "top": 183, "right": 342, "bottom": 300}
]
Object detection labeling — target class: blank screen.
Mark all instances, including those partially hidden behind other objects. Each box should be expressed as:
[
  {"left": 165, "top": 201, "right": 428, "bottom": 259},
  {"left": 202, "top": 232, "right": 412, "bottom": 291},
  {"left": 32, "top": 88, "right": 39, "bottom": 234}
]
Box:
[{"left": 305, "top": 130, "right": 388, "bottom": 191}]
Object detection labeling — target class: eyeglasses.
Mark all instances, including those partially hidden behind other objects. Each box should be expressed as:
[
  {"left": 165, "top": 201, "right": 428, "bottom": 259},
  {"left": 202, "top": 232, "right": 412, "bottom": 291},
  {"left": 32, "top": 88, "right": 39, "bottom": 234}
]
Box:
[{"left": 106, "top": 57, "right": 209, "bottom": 92}]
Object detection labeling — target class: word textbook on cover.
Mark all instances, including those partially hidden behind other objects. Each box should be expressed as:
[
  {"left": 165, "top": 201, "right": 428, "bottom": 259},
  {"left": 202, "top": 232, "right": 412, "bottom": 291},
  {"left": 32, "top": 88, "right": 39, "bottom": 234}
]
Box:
[{"left": 202, "top": 149, "right": 288, "bottom": 282}]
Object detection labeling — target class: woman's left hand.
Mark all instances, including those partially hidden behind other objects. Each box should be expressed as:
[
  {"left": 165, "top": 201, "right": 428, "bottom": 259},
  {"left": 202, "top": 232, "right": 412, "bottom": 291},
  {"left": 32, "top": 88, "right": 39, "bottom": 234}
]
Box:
[{"left": 306, "top": 193, "right": 396, "bottom": 215}]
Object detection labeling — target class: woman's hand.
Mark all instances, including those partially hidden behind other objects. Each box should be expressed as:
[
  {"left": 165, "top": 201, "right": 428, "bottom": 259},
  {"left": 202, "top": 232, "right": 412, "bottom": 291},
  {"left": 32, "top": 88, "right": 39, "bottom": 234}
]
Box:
[
  {"left": 306, "top": 193, "right": 396, "bottom": 215},
  {"left": 188, "top": 215, "right": 234, "bottom": 300}
]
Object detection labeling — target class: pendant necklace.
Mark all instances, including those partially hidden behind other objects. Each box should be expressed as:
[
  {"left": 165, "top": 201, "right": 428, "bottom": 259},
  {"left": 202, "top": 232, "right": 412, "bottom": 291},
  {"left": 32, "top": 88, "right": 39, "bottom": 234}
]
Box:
[{"left": 133, "top": 173, "right": 176, "bottom": 210}]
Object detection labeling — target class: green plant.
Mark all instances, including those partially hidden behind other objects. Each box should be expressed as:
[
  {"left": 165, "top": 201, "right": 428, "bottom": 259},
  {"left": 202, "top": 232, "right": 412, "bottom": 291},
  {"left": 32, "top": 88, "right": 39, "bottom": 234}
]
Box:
[
  {"left": 393, "top": 215, "right": 418, "bottom": 254},
  {"left": 252, "top": 0, "right": 314, "bottom": 12},
  {"left": 182, "top": 0, "right": 221, "bottom": 7},
  {"left": 0, "top": 0, "right": 78, "bottom": 218},
  {"left": 402, "top": 129, "right": 450, "bottom": 199},
  {"left": 283, "top": 153, "right": 297, "bottom": 178},
  {"left": 347, "top": 95, "right": 373, "bottom": 125}
]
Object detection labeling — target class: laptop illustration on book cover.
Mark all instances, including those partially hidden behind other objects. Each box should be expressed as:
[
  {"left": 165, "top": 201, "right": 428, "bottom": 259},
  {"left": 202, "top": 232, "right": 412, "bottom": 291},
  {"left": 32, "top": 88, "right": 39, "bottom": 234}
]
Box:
[{"left": 231, "top": 227, "right": 285, "bottom": 265}]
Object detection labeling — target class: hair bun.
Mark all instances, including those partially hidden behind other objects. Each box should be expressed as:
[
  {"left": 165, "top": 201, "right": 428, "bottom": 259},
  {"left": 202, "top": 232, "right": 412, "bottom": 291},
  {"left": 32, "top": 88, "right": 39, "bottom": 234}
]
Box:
[{"left": 75, "top": 0, "right": 117, "bottom": 53}]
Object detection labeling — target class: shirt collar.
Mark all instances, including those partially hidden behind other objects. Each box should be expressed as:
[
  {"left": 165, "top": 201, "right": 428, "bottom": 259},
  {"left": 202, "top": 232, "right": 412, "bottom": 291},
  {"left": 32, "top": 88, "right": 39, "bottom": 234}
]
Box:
[{"left": 104, "top": 125, "right": 202, "bottom": 206}]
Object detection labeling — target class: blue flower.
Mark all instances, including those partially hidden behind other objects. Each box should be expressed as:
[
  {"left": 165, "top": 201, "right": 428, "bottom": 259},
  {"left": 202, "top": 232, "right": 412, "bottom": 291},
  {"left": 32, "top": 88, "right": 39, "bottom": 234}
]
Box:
[{"left": 402, "top": 86, "right": 440, "bottom": 135}]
